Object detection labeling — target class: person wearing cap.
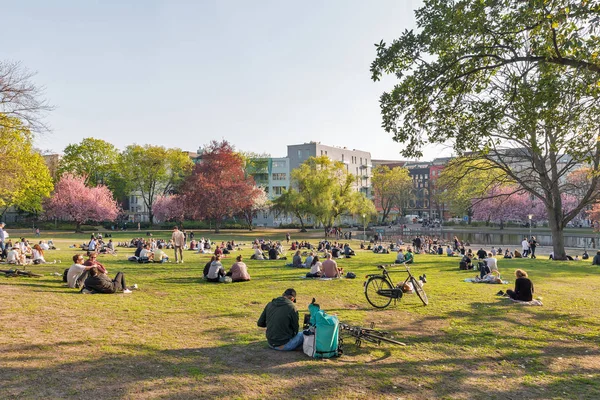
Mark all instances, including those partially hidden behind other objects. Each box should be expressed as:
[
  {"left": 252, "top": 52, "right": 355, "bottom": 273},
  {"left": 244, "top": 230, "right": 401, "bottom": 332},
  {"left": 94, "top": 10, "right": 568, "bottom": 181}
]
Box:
[{"left": 257, "top": 288, "right": 303, "bottom": 350}]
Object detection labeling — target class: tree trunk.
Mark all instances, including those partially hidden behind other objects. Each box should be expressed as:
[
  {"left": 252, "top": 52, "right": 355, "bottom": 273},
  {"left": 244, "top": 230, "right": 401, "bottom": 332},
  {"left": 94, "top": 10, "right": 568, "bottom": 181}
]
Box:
[
  {"left": 499, "top": 220, "right": 504, "bottom": 230},
  {"left": 75, "top": 221, "right": 82, "bottom": 233},
  {"left": 547, "top": 207, "right": 567, "bottom": 260},
  {"left": 214, "top": 220, "right": 220, "bottom": 233},
  {"left": 149, "top": 212, "right": 154, "bottom": 225}
]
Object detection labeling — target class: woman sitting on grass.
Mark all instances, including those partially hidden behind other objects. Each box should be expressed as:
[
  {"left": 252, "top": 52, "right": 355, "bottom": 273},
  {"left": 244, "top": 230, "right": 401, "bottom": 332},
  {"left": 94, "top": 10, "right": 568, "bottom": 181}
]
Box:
[
  {"left": 32, "top": 244, "right": 54, "bottom": 264},
  {"left": 395, "top": 249, "right": 405, "bottom": 264},
  {"left": 206, "top": 254, "right": 225, "bottom": 283},
  {"left": 227, "top": 255, "right": 250, "bottom": 282},
  {"left": 306, "top": 256, "right": 322, "bottom": 278},
  {"left": 83, "top": 266, "right": 132, "bottom": 294},
  {"left": 505, "top": 269, "right": 534, "bottom": 301}
]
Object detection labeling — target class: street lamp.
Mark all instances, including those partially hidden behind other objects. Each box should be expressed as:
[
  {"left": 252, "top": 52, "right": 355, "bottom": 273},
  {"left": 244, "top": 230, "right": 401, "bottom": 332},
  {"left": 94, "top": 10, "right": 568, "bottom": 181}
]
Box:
[
  {"left": 362, "top": 213, "right": 366, "bottom": 240},
  {"left": 528, "top": 214, "right": 533, "bottom": 238}
]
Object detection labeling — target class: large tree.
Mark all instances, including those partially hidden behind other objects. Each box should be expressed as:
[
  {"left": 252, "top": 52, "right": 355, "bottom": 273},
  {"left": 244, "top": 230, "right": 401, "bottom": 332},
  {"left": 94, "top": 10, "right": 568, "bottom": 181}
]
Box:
[
  {"left": 182, "top": 140, "right": 259, "bottom": 233},
  {"left": 152, "top": 195, "right": 186, "bottom": 226},
  {"left": 239, "top": 187, "right": 269, "bottom": 231},
  {"left": 371, "top": 165, "right": 413, "bottom": 224},
  {"left": 371, "top": 0, "right": 600, "bottom": 259},
  {"left": 292, "top": 156, "right": 357, "bottom": 229},
  {"left": 58, "top": 138, "right": 121, "bottom": 188},
  {"left": 44, "top": 174, "right": 120, "bottom": 232},
  {"left": 270, "top": 188, "right": 311, "bottom": 231},
  {"left": 119, "top": 145, "right": 193, "bottom": 224},
  {"left": 0, "top": 115, "right": 53, "bottom": 216}
]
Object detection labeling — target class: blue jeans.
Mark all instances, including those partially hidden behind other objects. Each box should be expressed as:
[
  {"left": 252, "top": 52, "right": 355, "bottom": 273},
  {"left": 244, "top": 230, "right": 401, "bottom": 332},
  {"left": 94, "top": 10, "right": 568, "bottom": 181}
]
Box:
[{"left": 270, "top": 332, "right": 304, "bottom": 351}]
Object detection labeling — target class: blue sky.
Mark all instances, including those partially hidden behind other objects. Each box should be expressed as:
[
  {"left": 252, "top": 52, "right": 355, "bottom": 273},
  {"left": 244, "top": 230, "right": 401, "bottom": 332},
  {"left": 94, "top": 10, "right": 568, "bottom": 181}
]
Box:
[{"left": 4, "top": 0, "right": 447, "bottom": 161}]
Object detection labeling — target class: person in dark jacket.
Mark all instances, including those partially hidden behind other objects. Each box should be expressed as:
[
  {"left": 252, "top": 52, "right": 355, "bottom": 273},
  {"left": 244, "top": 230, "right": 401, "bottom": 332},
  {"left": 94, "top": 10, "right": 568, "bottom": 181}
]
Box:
[
  {"left": 591, "top": 251, "right": 600, "bottom": 265},
  {"left": 83, "top": 267, "right": 132, "bottom": 294},
  {"left": 268, "top": 246, "right": 278, "bottom": 260},
  {"left": 505, "top": 269, "right": 534, "bottom": 301},
  {"left": 257, "top": 288, "right": 303, "bottom": 350}
]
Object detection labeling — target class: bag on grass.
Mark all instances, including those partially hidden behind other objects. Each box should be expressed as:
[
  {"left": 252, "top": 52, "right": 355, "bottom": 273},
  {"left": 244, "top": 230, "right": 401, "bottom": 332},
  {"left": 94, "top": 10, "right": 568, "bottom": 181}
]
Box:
[{"left": 303, "top": 301, "right": 340, "bottom": 358}]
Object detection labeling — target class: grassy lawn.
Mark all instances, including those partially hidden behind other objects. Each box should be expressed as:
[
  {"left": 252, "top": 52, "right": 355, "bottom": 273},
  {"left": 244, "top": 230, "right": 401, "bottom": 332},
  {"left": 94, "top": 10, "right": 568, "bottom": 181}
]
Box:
[{"left": 1, "top": 230, "right": 599, "bottom": 399}]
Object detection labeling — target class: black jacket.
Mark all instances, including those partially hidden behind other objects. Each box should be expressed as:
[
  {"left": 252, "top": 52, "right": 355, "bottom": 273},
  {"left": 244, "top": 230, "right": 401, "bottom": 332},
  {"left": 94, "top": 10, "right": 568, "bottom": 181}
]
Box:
[
  {"left": 257, "top": 297, "right": 299, "bottom": 347},
  {"left": 514, "top": 277, "right": 534, "bottom": 302},
  {"left": 84, "top": 274, "right": 115, "bottom": 294}
]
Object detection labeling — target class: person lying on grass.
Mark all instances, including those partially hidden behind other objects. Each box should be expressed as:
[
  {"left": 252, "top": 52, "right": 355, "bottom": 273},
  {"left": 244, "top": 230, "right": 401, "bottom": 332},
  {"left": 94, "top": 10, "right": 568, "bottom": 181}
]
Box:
[
  {"left": 83, "top": 266, "right": 133, "bottom": 294},
  {"left": 257, "top": 288, "right": 303, "bottom": 351}
]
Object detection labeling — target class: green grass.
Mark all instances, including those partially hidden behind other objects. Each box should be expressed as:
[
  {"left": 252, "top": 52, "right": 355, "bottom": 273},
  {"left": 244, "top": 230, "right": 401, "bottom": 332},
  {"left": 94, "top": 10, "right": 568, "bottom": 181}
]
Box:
[{"left": 1, "top": 230, "right": 599, "bottom": 399}]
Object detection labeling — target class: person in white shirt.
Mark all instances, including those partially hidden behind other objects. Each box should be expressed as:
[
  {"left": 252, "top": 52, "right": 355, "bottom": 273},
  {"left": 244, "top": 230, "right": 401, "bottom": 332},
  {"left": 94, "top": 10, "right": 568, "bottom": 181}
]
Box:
[
  {"left": 484, "top": 253, "right": 499, "bottom": 274},
  {"left": 307, "top": 255, "right": 322, "bottom": 278},
  {"left": 7, "top": 247, "right": 20, "bottom": 264},
  {"left": 39, "top": 241, "right": 50, "bottom": 251},
  {"left": 67, "top": 254, "right": 94, "bottom": 288},
  {"left": 139, "top": 244, "right": 155, "bottom": 262},
  {"left": 304, "top": 252, "right": 314, "bottom": 268},
  {"left": 521, "top": 237, "right": 530, "bottom": 258},
  {"left": 88, "top": 236, "right": 97, "bottom": 252}
]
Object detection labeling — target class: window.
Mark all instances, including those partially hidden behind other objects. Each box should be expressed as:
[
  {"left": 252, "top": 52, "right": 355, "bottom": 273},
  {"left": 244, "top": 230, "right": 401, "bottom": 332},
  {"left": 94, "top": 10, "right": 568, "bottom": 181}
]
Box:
[
  {"left": 262, "top": 211, "right": 269, "bottom": 219},
  {"left": 325, "top": 150, "right": 328, "bottom": 155},
  {"left": 273, "top": 186, "right": 286, "bottom": 195},
  {"left": 341, "top": 154, "right": 344, "bottom": 162},
  {"left": 320, "top": 150, "right": 323, "bottom": 155},
  {"left": 360, "top": 157, "right": 363, "bottom": 165},
  {"left": 272, "top": 160, "right": 286, "bottom": 168},
  {"left": 297, "top": 150, "right": 302, "bottom": 159},
  {"left": 272, "top": 173, "right": 287, "bottom": 181}
]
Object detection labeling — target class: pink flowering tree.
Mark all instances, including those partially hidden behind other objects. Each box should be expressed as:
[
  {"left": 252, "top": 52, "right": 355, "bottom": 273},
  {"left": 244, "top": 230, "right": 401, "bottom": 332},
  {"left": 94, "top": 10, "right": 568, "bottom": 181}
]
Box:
[
  {"left": 44, "top": 173, "right": 120, "bottom": 232},
  {"left": 472, "top": 186, "right": 582, "bottom": 229},
  {"left": 152, "top": 194, "right": 186, "bottom": 226},
  {"left": 239, "top": 187, "right": 269, "bottom": 231}
]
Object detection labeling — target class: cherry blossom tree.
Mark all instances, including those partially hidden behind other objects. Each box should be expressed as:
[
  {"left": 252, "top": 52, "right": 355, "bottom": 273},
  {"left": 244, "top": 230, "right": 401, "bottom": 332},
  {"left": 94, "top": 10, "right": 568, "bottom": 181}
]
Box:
[
  {"left": 44, "top": 173, "right": 120, "bottom": 232},
  {"left": 239, "top": 187, "right": 269, "bottom": 231},
  {"left": 152, "top": 195, "right": 186, "bottom": 226}
]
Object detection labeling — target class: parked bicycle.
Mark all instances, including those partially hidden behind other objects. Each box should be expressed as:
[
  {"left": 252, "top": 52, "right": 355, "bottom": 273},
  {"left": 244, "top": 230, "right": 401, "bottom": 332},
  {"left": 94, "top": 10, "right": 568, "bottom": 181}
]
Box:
[
  {"left": 340, "top": 322, "right": 406, "bottom": 347},
  {"left": 364, "top": 263, "right": 428, "bottom": 308}
]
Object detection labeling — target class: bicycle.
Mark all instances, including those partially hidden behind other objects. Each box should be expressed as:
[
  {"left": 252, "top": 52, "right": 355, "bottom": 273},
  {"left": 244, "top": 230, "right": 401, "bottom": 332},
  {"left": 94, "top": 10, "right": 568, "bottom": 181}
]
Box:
[
  {"left": 339, "top": 322, "right": 406, "bottom": 347},
  {"left": 0, "top": 268, "right": 43, "bottom": 278},
  {"left": 364, "top": 263, "right": 428, "bottom": 308}
]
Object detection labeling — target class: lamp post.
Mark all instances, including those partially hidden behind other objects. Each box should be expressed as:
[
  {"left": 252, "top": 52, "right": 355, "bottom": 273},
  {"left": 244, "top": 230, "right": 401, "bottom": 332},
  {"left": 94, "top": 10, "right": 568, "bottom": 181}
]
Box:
[
  {"left": 528, "top": 214, "right": 533, "bottom": 238},
  {"left": 362, "top": 213, "right": 366, "bottom": 240}
]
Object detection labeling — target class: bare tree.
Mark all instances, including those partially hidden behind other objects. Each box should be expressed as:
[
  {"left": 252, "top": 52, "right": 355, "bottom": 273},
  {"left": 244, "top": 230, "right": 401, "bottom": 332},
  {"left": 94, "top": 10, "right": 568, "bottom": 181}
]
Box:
[{"left": 0, "top": 61, "right": 52, "bottom": 133}]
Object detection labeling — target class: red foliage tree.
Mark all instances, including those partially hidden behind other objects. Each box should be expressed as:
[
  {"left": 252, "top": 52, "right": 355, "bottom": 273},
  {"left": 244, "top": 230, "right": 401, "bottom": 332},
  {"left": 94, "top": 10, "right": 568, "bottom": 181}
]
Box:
[
  {"left": 44, "top": 173, "right": 120, "bottom": 232},
  {"left": 182, "top": 141, "right": 259, "bottom": 232}
]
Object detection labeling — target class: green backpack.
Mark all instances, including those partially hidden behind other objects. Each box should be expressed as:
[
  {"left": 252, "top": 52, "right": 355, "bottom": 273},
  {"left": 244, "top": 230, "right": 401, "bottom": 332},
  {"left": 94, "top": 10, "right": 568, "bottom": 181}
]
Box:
[{"left": 303, "top": 301, "right": 340, "bottom": 358}]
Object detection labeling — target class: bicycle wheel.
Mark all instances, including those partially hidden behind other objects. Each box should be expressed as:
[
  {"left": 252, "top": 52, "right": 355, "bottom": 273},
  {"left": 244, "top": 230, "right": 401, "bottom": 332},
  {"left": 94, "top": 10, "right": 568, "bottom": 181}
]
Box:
[
  {"left": 364, "top": 276, "right": 393, "bottom": 309},
  {"left": 365, "top": 333, "right": 407, "bottom": 346},
  {"left": 410, "top": 277, "right": 428, "bottom": 305}
]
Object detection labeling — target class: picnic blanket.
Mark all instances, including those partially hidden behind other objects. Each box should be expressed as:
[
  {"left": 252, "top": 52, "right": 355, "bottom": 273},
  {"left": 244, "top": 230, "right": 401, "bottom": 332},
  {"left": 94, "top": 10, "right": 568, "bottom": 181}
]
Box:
[
  {"left": 508, "top": 298, "right": 543, "bottom": 306},
  {"left": 464, "top": 278, "right": 509, "bottom": 284},
  {"left": 301, "top": 276, "right": 335, "bottom": 280}
]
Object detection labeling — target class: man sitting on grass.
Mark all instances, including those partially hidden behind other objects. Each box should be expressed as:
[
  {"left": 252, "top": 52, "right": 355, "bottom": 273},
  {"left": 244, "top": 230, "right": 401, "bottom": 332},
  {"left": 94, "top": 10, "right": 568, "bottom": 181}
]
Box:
[
  {"left": 257, "top": 288, "right": 303, "bottom": 351},
  {"left": 67, "top": 254, "right": 94, "bottom": 288},
  {"left": 321, "top": 252, "right": 343, "bottom": 278}
]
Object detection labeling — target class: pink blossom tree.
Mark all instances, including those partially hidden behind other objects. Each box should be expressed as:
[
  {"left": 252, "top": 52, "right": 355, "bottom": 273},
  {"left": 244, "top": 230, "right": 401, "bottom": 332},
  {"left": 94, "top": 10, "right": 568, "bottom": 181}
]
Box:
[
  {"left": 239, "top": 187, "right": 269, "bottom": 231},
  {"left": 44, "top": 173, "right": 120, "bottom": 232},
  {"left": 152, "top": 195, "right": 186, "bottom": 226},
  {"left": 472, "top": 186, "right": 581, "bottom": 229}
]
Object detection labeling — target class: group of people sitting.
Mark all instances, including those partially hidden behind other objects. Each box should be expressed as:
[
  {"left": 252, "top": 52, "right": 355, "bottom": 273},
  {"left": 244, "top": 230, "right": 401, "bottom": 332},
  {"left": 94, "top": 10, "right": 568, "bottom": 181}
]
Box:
[
  {"left": 289, "top": 251, "right": 344, "bottom": 278},
  {"left": 394, "top": 247, "right": 414, "bottom": 264},
  {"left": 251, "top": 242, "right": 286, "bottom": 260},
  {"left": 2, "top": 238, "right": 58, "bottom": 265},
  {"left": 202, "top": 254, "right": 251, "bottom": 283}
]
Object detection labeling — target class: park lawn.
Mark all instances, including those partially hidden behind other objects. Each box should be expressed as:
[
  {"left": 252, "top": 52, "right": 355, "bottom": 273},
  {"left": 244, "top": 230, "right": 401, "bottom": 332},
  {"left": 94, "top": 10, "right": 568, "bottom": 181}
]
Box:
[{"left": 0, "top": 231, "right": 599, "bottom": 400}]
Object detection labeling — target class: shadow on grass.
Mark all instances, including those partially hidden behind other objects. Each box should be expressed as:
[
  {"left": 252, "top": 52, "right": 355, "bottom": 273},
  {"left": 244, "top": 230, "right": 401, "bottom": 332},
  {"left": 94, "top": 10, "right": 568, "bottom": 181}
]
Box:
[{"left": 0, "top": 336, "right": 598, "bottom": 400}]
